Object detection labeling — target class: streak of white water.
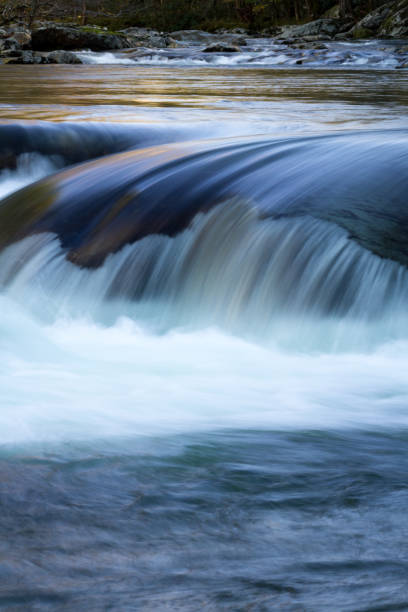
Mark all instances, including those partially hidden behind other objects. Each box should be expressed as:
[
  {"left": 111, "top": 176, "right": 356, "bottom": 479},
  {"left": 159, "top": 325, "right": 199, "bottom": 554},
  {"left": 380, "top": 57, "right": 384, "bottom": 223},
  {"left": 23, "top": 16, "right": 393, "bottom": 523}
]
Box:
[
  {"left": 0, "top": 154, "right": 59, "bottom": 199},
  {"left": 2, "top": 293, "right": 408, "bottom": 446},
  {"left": 1, "top": 124, "right": 408, "bottom": 448}
]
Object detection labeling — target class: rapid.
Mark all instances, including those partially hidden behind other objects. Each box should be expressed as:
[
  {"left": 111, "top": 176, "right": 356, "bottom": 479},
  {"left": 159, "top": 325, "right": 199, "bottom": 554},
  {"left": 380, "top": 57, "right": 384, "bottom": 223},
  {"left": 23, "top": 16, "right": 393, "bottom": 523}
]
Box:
[{"left": 0, "top": 45, "right": 407, "bottom": 610}]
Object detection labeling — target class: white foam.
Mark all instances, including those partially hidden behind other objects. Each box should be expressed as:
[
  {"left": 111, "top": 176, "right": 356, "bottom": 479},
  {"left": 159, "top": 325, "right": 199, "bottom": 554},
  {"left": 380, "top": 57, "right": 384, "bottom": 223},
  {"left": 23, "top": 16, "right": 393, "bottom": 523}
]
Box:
[
  {"left": 0, "top": 154, "right": 59, "bottom": 200},
  {"left": 1, "top": 292, "right": 408, "bottom": 446}
]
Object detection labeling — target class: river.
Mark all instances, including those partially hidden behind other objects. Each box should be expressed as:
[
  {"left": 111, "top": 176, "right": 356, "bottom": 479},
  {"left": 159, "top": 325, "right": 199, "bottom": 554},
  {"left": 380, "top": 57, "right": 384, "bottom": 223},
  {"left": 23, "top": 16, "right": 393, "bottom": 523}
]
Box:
[{"left": 0, "top": 44, "right": 408, "bottom": 610}]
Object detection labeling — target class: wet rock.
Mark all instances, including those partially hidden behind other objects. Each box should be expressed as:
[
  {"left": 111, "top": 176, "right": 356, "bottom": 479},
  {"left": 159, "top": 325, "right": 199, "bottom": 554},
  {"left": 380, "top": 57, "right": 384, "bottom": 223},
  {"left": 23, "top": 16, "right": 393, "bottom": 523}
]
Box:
[
  {"left": 302, "top": 34, "right": 332, "bottom": 41},
  {"left": 279, "top": 18, "right": 345, "bottom": 40},
  {"left": 119, "top": 27, "right": 173, "bottom": 49},
  {"left": 46, "top": 50, "right": 83, "bottom": 64},
  {"left": 164, "top": 36, "right": 179, "bottom": 48},
  {"left": 0, "top": 49, "right": 22, "bottom": 58},
  {"left": 31, "top": 25, "right": 129, "bottom": 52},
  {"left": 170, "top": 30, "right": 215, "bottom": 43},
  {"left": 203, "top": 42, "right": 241, "bottom": 53},
  {"left": 1, "top": 37, "right": 21, "bottom": 51},
  {"left": 8, "top": 50, "right": 43, "bottom": 64}
]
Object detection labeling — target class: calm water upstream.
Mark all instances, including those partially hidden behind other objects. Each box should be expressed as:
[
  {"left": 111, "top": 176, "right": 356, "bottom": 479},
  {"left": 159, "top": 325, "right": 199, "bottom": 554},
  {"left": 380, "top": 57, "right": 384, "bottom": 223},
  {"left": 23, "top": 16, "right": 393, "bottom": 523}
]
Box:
[{"left": 0, "top": 52, "right": 408, "bottom": 611}]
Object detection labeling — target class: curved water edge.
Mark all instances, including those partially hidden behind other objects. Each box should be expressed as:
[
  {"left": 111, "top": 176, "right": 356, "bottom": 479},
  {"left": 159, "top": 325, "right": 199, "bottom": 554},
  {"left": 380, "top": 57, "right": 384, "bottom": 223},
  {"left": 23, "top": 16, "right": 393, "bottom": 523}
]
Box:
[
  {"left": 1, "top": 128, "right": 407, "bottom": 267},
  {"left": 0, "top": 125, "right": 407, "bottom": 352}
]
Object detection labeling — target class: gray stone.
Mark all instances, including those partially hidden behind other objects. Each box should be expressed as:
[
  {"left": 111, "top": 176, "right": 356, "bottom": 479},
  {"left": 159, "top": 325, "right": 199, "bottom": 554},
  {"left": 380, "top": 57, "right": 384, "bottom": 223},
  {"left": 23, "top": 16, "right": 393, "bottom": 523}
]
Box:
[
  {"left": 46, "top": 50, "right": 83, "bottom": 64},
  {"left": 346, "top": 0, "right": 408, "bottom": 39},
  {"left": 8, "top": 50, "right": 43, "bottom": 64},
  {"left": 170, "top": 30, "right": 214, "bottom": 43},
  {"left": 279, "top": 18, "right": 344, "bottom": 40}
]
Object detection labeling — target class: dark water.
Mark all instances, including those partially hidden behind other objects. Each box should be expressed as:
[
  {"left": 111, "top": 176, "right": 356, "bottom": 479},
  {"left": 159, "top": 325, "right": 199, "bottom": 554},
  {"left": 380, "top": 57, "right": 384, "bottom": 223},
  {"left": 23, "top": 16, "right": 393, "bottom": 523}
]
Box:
[
  {"left": 0, "top": 55, "right": 408, "bottom": 611},
  {"left": 2, "top": 431, "right": 408, "bottom": 611}
]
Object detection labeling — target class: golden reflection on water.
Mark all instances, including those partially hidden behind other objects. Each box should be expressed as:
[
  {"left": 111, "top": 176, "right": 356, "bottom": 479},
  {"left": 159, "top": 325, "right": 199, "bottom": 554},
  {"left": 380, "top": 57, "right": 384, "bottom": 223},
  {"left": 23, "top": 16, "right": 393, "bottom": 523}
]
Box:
[{"left": 0, "top": 64, "right": 406, "bottom": 125}]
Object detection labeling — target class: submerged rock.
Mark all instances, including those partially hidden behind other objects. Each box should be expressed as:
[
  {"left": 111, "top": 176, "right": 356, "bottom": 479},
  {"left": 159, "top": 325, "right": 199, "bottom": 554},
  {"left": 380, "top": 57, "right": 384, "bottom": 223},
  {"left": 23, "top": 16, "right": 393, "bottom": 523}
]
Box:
[
  {"left": 7, "top": 51, "right": 43, "bottom": 64},
  {"left": 6, "top": 49, "right": 82, "bottom": 64},
  {"left": 46, "top": 50, "right": 82, "bottom": 64},
  {"left": 203, "top": 42, "right": 241, "bottom": 53}
]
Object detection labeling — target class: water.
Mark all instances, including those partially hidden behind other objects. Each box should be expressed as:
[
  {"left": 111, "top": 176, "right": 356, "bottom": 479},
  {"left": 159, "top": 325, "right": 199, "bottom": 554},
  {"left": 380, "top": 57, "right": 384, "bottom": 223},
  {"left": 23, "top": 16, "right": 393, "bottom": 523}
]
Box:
[{"left": 0, "top": 45, "right": 408, "bottom": 610}]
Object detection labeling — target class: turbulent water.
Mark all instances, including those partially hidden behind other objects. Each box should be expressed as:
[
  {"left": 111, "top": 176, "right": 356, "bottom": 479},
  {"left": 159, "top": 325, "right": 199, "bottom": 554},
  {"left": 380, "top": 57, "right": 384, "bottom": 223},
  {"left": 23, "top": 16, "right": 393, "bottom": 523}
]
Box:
[{"left": 0, "top": 42, "right": 408, "bottom": 611}]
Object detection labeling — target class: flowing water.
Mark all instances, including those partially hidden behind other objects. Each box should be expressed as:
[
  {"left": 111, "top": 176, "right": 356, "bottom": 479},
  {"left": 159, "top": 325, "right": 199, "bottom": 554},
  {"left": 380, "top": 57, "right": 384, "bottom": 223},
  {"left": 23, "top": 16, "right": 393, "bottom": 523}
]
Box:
[{"left": 0, "top": 43, "right": 408, "bottom": 611}]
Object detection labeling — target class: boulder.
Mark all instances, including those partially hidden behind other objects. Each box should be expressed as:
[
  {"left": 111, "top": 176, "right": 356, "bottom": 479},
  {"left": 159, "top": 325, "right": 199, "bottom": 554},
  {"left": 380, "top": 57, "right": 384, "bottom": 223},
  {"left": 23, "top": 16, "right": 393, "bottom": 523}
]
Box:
[
  {"left": 379, "top": 0, "right": 408, "bottom": 37},
  {"left": 46, "top": 50, "right": 83, "bottom": 64},
  {"left": 119, "top": 27, "right": 173, "bottom": 48},
  {"left": 31, "top": 25, "right": 129, "bottom": 52},
  {"left": 279, "top": 18, "right": 345, "bottom": 40},
  {"left": 8, "top": 51, "right": 43, "bottom": 64},
  {"left": 203, "top": 42, "right": 241, "bottom": 53},
  {"left": 170, "top": 30, "right": 215, "bottom": 43},
  {"left": 345, "top": 0, "right": 408, "bottom": 39}
]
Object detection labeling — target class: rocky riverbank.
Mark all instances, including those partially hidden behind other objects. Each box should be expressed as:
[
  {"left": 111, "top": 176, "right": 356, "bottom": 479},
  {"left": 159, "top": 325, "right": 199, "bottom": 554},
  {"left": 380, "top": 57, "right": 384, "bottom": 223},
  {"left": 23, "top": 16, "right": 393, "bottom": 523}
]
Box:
[{"left": 0, "top": 1, "right": 407, "bottom": 65}]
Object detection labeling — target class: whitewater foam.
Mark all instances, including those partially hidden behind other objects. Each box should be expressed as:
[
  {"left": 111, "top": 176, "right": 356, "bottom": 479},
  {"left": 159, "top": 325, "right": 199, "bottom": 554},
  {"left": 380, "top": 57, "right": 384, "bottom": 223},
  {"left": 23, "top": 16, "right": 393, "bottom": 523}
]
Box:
[
  {"left": 1, "top": 127, "right": 408, "bottom": 448},
  {"left": 0, "top": 153, "right": 60, "bottom": 200}
]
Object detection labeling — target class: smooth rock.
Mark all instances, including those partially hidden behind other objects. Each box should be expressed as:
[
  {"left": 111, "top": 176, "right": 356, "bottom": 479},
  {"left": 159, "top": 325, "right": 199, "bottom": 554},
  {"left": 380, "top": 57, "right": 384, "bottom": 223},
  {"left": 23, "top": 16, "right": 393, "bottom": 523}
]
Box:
[{"left": 31, "top": 25, "right": 129, "bottom": 52}]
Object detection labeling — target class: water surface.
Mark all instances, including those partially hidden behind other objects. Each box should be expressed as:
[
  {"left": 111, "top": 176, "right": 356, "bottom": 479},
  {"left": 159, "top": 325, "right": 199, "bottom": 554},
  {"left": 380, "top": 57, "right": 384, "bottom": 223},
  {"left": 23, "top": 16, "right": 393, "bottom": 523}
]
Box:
[{"left": 0, "top": 57, "right": 407, "bottom": 611}]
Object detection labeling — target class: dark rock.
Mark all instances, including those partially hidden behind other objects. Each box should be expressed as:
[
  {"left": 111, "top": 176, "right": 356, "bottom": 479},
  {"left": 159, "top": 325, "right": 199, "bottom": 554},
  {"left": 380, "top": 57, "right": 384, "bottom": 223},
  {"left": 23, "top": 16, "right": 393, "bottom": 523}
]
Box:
[
  {"left": 0, "top": 49, "right": 23, "bottom": 58},
  {"left": 8, "top": 50, "right": 43, "bottom": 64},
  {"left": 203, "top": 42, "right": 241, "bottom": 53},
  {"left": 379, "top": 0, "right": 408, "bottom": 38},
  {"left": 1, "top": 37, "right": 21, "bottom": 51},
  {"left": 31, "top": 25, "right": 129, "bottom": 52},
  {"left": 346, "top": 0, "right": 408, "bottom": 39},
  {"left": 46, "top": 50, "right": 83, "bottom": 64},
  {"left": 0, "top": 152, "right": 17, "bottom": 170}
]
